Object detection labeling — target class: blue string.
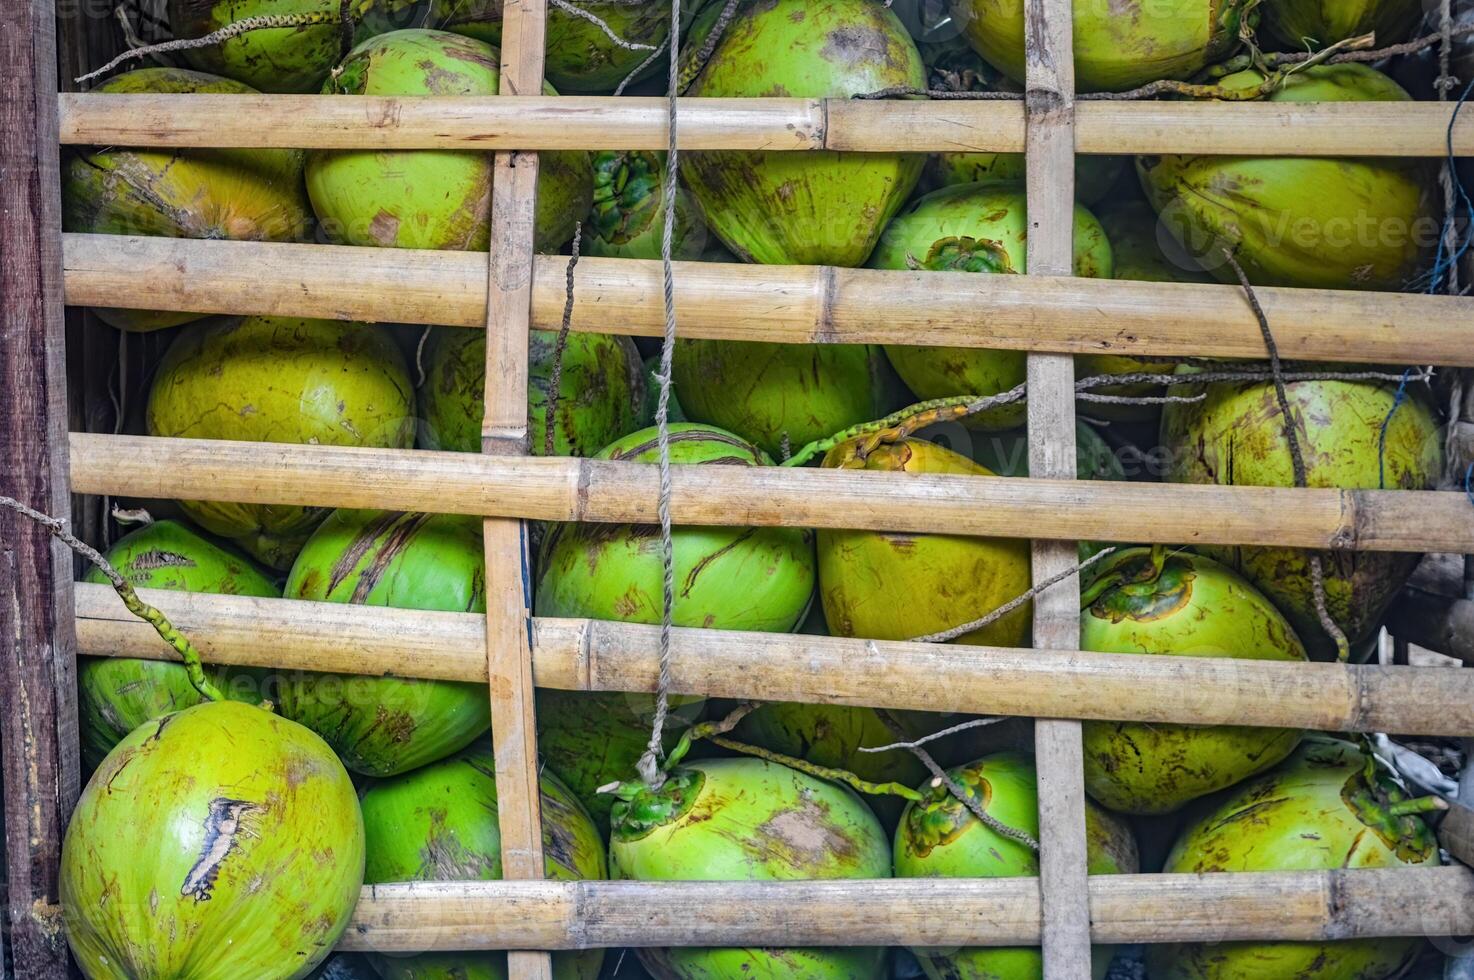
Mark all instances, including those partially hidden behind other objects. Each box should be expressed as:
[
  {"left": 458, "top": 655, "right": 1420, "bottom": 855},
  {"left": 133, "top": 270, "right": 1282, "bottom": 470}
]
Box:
[
  {"left": 1377, "top": 367, "right": 1413, "bottom": 489},
  {"left": 1424, "top": 76, "right": 1474, "bottom": 295},
  {"left": 1465, "top": 462, "right": 1474, "bottom": 508}
]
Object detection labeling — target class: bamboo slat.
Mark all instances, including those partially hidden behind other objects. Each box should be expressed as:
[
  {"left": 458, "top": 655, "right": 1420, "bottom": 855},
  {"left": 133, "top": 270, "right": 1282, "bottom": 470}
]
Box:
[
  {"left": 60, "top": 234, "right": 1474, "bottom": 367},
  {"left": 1022, "top": 0, "right": 1092, "bottom": 973},
  {"left": 480, "top": 2, "right": 552, "bottom": 977},
  {"left": 65, "top": 433, "right": 1474, "bottom": 553},
  {"left": 338, "top": 868, "right": 1474, "bottom": 952},
  {"left": 76, "top": 583, "right": 1474, "bottom": 737},
  {"left": 56, "top": 95, "right": 1474, "bottom": 157}
]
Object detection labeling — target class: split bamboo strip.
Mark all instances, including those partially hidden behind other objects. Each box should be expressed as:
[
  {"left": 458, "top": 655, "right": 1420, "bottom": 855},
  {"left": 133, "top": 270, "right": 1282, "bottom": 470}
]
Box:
[
  {"left": 67, "top": 433, "right": 1474, "bottom": 554},
  {"left": 479, "top": 2, "right": 551, "bottom": 977},
  {"left": 339, "top": 868, "right": 1474, "bottom": 952},
  {"left": 56, "top": 95, "right": 1474, "bottom": 157},
  {"left": 1022, "top": 0, "right": 1092, "bottom": 972},
  {"left": 60, "top": 234, "right": 1474, "bottom": 367},
  {"left": 71, "top": 582, "right": 1474, "bottom": 736}
]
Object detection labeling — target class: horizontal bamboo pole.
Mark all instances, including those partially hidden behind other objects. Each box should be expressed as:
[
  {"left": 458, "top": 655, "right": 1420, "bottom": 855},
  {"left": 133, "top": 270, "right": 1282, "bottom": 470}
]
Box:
[
  {"left": 61, "top": 235, "right": 1474, "bottom": 368},
  {"left": 68, "top": 433, "right": 1474, "bottom": 554},
  {"left": 340, "top": 868, "right": 1474, "bottom": 952},
  {"left": 72, "top": 583, "right": 1474, "bottom": 735},
  {"left": 57, "top": 95, "right": 1474, "bottom": 157}
]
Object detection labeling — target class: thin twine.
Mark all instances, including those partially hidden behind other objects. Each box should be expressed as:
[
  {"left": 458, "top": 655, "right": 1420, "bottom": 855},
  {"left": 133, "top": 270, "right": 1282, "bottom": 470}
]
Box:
[
  {"left": 549, "top": 0, "right": 657, "bottom": 51},
  {"left": 1465, "top": 462, "right": 1474, "bottom": 507},
  {"left": 1377, "top": 367, "right": 1412, "bottom": 490},
  {"left": 635, "top": 0, "right": 683, "bottom": 792},
  {"left": 1221, "top": 249, "right": 1352, "bottom": 663},
  {"left": 857, "top": 716, "right": 1009, "bottom": 755},
  {"left": 544, "top": 221, "right": 583, "bottom": 458},
  {"left": 77, "top": 11, "right": 342, "bottom": 83}
]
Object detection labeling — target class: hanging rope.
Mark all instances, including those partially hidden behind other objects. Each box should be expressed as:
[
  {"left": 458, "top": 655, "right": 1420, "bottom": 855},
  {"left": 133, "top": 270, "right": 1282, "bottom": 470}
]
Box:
[{"left": 544, "top": 221, "right": 583, "bottom": 458}]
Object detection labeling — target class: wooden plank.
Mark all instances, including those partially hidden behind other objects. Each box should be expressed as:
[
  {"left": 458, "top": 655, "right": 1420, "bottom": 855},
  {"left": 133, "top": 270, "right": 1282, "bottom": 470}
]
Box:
[
  {"left": 482, "top": 2, "right": 552, "bottom": 977},
  {"left": 336, "top": 867, "right": 1474, "bottom": 952},
  {"left": 55, "top": 94, "right": 1474, "bottom": 157},
  {"left": 71, "top": 583, "right": 1474, "bottom": 736},
  {"left": 60, "top": 234, "right": 1474, "bottom": 368},
  {"left": 1022, "top": 0, "right": 1091, "bottom": 974},
  {"left": 0, "top": 2, "right": 80, "bottom": 976},
  {"left": 65, "top": 434, "right": 1474, "bottom": 555}
]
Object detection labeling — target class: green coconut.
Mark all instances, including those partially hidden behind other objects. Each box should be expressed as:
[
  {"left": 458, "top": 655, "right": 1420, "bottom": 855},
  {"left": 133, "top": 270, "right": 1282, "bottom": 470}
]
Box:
[
  {"left": 671, "top": 340, "right": 905, "bottom": 460},
  {"left": 1139, "top": 64, "right": 1434, "bottom": 291},
  {"left": 62, "top": 68, "right": 312, "bottom": 331},
  {"left": 1077, "top": 197, "right": 1213, "bottom": 423},
  {"left": 683, "top": 0, "right": 926, "bottom": 266},
  {"left": 536, "top": 424, "right": 814, "bottom": 823},
  {"left": 280, "top": 509, "right": 492, "bottom": 775},
  {"left": 929, "top": 151, "right": 1127, "bottom": 208},
  {"left": 609, "top": 756, "right": 892, "bottom": 978},
  {"left": 60, "top": 701, "right": 364, "bottom": 979},
  {"left": 819, "top": 437, "right": 1033, "bottom": 648},
  {"left": 894, "top": 752, "right": 1139, "bottom": 980},
  {"left": 146, "top": 315, "right": 414, "bottom": 569},
  {"left": 418, "top": 327, "right": 646, "bottom": 456},
  {"left": 871, "top": 181, "right": 1113, "bottom": 431},
  {"left": 360, "top": 740, "right": 605, "bottom": 979},
  {"left": 970, "top": 420, "right": 1125, "bottom": 483},
  {"left": 586, "top": 150, "right": 709, "bottom": 260},
  {"left": 1149, "top": 737, "right": 1439, "bottom": 978},
  {"left": 306, "top": 29, "right": 593, "bottom": 252},
  {"left": 1079, "top": 548, "right": 1308, "bottom": 814},
  {"left": 950, "top": 0, "right": 1256, "bottom": 93},
  {"left": 78, "top": 520, "right": 281, "bottom": 769},
  {"left": 1264, "top": 0, "right": 1424, "bottom": 50},
  {"left": 429, "top": 0, "right": 687, "bottom": 92},
  {"left": 168, "top": 0, "right": 424, "bottom": 93},
  {"left": 1160, "top": 375, "right": 1443, "bottom": 661}
]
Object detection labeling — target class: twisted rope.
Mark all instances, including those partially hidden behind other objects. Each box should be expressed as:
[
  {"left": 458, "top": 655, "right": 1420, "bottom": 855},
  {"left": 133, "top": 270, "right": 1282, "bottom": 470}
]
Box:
[{"left": 544, "top": 222, "right": 582, "bottom": 458}]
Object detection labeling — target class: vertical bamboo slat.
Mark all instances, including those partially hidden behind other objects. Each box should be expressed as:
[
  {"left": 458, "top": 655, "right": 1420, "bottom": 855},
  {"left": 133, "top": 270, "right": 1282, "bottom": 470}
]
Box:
[
  {"left": 1022, "top": 0, "right": 1094, "bottom": 975},
  {"left": 482, "top": 2, "right": 553, "bottom": 978}
]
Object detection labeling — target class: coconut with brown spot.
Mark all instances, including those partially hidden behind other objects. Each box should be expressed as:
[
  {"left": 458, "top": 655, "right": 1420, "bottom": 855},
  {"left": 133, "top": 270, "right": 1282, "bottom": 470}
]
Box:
[
  {"left": 306, "top": 29, "right": 593, "bottom": 253},
  {"left": 609, "top": 756, "right": 892, "bottom": 978},
  {"left": 279, "top": 509, "right": 492, "bottom": 776},
  {"left": 869, "top": 181, "right": 1113, "bottom": 431},
  {"left": 146, "top": 315, "right": 416, "bottom": 569},
  {"left": 1079, "top": 548, "right": 1308, "bottom": 815},
  {"left": 359, "top": 739, "right": 606, "bottom": 979},
  {"left": 1159, "top": 373, "right": 1443, "bottom": 662},
  {"left": 682, "top": 0, "right": 926, "bottom": 267},
  {"left": 894, "top": 752, "right": 1138, "bottom": 979},
  {"left": 1149, "top": 737, "right": 1441, "bottom": 979},
  {"left": 819, "top": 436, "right": 1033, "bottom": 649},
  {"left": 535, "top": 424, "right": 816, "bottom": 827},
  {"left": 62, "top": 67, "right": 313, "bottom": 331},
  {"left": 417, "top": 326, "right": 646, "bottom": 457}
]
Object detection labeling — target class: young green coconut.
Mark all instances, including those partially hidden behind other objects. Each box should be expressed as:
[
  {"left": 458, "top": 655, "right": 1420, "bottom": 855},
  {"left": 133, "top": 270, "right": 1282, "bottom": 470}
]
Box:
[
  {"left": 609, "top": 756, "right": 893, "bottom": 979},
  {"left": 62, "top": 68, "right": 312, "bottom": 331},
  {"left": 417, "top": 326, "right": 646, "bottom": 456},
  {"left": 1149, "top": 737, "right": 1443, "bottom": 979},
  {"left": 1159, "top": 374, "right": 1443, "bottom": 662},
  {"left": 894, "top": 752, "right": 1139, "bottom": 979},
  {"left": 147, "top": 315, "right": 415, "bottom": 569},
  {"left": 1140, "top": 64, "right": 1434, "bottom": 291},
  {"left": 1263, "top": 0, "right": 1424, "bottom": 51},
  {"left": 948, "top": 0, "right": 1257, "bottom": 93},
  {"left": 819, "top": 436, "right": 1033, "bottom": 649},
  {"left": 428, "top": 0, "right": 689, "bottom": 92},
  {"left": 585, "top": 150, "right": 709, "bottom": 260},
  {"left": 683, "top": 0, "right": 926, "bottom": 266},
  {"left": 168, "top": 0, "right": 424, "bottom": 93},
  {"left": 671, "top": 340, "right": 907, "bottom": 460},
  {"left": 1078, "top": 548, "right": 1308, "bottom": 814},
  {"left": 359, "top": 740, "right": 606, "bottom": 979},
  {"left": 77, "top": 519, "right": 280, "bottom": 769},
  {"left": 306, "top": 29, "right": 593, "bottom": 252},
  {"left": 280, "top": 508, "right": 492, "bottom": 776},
  {"left": 535, "top": 424, "right": 816, "bottom": 825},
  {"left": 869, "top": 181, "right": 1113, "bottom": 431},
  {"left": 1075, "top": 197, "right": 1213, "bottom": 424}
]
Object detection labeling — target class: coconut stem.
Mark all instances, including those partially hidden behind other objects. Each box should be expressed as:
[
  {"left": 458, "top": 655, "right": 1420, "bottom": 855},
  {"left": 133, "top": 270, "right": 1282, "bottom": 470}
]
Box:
[
  {"left": 1388, "top": 795, "right": 1450, "bottom": 817},
  {"left": 662, "top": 699, "right": 760, "bottom": 770},
  {"left": 0, "top": 495, "right": 227, "bottom": 704},
  {"left": 705, "top": 735, "right": 925, "bottom": 802}
]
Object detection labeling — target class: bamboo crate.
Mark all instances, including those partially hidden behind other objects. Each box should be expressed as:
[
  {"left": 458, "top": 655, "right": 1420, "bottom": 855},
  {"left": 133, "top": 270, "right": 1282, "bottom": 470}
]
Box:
[{"left": 5, "top": 0, "right": 1474, "bottom": 977}]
